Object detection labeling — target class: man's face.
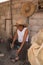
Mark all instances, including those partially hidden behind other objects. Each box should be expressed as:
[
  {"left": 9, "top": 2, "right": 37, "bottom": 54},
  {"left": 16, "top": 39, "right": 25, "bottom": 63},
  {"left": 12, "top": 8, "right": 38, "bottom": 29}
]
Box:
[{"left": 17, "top": 25, "right": 24, "bottom": 31}]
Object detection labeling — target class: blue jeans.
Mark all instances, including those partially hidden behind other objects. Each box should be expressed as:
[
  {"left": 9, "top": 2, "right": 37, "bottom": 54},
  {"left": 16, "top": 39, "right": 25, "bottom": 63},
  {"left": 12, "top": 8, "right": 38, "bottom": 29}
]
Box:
[{"left": 13, "top": 40, "right": 31, "bottom": 60}]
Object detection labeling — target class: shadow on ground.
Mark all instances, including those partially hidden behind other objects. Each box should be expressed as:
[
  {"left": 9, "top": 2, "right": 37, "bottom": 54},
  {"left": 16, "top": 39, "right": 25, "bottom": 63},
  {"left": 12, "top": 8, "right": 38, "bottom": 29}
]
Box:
[{"left": 0, "top": 42, "right": 30, "bottom": 65}]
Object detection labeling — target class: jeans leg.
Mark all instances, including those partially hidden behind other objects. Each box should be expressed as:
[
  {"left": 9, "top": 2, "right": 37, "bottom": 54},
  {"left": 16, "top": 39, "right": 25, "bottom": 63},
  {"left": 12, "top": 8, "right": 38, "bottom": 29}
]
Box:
[
  {"left": 13, "top": 40, "right": 20, "bottom": 49},
  {"left": 18, "top": 43, "right": 28, "bottom": 60}
]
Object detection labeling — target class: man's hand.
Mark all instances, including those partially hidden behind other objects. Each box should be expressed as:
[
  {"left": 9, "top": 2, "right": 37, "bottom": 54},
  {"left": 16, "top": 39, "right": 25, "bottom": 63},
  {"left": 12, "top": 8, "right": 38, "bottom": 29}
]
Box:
[
  {"left": 16, "top": 50, "right": 20, "bottom": 55},
  {"left": 17, "top": 50, "right": 20, "bottom": 54},
  {"left": 10, "top": 43, "right": 14, "bottom": 49},
  {"left": 17, "top": 48, "right": 21, "bottom": 55}
]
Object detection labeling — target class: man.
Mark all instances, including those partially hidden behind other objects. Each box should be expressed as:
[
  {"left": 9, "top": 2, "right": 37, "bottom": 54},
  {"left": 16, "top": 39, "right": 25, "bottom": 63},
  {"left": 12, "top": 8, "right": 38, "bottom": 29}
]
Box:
[{"left": 10, "top": 17, "right": 31, "bottom": 63}]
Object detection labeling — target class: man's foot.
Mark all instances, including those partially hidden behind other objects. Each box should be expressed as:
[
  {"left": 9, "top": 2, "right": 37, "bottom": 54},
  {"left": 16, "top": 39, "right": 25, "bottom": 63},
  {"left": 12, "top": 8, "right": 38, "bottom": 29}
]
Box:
[
  {"left": 0, "top": 52, "right": 4, "bottom": 57},
  {"left": 10, "top": 56, "right": 19, "bottom": 63}
]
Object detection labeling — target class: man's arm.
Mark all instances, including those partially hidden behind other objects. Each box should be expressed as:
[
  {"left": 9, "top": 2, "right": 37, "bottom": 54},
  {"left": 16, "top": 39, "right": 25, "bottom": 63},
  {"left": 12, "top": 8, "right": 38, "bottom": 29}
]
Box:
[
  {"left": 17, "top": 29, "right": 29, "bottom": 54},
  {"left": 11, "top": 31, "right": 18, "bottom": 48}
]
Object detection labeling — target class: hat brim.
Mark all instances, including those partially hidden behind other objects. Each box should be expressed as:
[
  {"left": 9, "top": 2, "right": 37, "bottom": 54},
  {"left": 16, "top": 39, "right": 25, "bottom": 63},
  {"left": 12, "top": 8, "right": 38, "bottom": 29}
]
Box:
[
  {"left": 14, "top": 24, "right": 28, "bottom": 27},
  {"left": 21, "top": 2, "right": 36, "bottom": 17}
]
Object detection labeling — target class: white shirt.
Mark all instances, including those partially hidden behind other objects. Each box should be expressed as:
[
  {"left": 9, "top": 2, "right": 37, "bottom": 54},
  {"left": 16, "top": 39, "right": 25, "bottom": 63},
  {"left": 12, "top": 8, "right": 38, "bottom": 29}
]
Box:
[{"left": 17, "top": 27, "right": 29, "bottom": 42}]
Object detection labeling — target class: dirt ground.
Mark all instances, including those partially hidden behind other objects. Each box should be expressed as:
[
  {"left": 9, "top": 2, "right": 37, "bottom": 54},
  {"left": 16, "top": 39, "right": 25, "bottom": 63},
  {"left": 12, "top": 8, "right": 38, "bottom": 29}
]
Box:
[{"left": 0, "top": 42, "right": 30, "bottom": 65}]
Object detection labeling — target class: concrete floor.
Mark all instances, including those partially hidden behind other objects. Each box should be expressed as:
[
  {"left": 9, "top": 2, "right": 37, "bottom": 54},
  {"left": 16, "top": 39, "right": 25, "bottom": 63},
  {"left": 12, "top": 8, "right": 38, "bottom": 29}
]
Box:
[{"left": 0, "top": 42, "right": 30, "bottom": 65}]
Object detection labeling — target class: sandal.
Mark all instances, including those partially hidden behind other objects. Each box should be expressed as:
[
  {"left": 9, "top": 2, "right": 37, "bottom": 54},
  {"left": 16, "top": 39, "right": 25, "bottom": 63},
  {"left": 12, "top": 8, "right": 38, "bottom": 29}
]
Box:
[{"left": 10, "top": 56, "right": 19, "bottom": 63}]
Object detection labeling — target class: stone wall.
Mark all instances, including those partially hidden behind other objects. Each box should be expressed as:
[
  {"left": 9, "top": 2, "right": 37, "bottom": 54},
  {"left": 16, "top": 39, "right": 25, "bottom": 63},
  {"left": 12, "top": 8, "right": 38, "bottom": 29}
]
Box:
[
  {"left": 0, "top": 0, "right": 43, "bottom": 38},
  {"left": 29, "top": 12, "right": 43, "bottom": 37}
]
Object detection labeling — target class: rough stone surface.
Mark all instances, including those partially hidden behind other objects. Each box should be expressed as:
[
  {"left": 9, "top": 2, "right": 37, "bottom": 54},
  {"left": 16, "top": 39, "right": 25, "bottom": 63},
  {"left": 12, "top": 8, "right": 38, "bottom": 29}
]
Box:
[{"left": 0, "top": 0, "right": 43, "bottom": 37}]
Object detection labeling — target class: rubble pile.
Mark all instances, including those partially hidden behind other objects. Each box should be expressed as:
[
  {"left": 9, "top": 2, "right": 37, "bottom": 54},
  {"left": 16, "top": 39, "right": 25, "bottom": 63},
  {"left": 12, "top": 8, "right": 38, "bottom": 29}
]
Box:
[{"left": 28, "top": 29, "right": 43, "bottom": 65}]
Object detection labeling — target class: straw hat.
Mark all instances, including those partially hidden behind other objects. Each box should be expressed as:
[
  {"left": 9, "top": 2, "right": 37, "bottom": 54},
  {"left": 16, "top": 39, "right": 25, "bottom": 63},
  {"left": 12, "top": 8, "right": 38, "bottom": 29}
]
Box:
[
  {"left": 21, "top": 2, "right": 36, "bottom": 17},
  {"left": 14, "top": 17, "right": 28, "bottom": 27}
]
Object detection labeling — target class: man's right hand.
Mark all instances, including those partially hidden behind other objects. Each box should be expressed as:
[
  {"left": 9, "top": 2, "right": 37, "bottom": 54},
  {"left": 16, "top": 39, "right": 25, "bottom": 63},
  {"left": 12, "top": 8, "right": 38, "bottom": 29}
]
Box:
[{"left": 10, "top": 43, "right": 14, "bottom": 49}]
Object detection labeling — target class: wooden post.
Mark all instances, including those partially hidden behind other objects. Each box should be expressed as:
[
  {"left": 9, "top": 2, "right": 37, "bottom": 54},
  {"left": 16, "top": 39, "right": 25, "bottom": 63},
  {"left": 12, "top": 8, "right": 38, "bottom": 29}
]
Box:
[{"left": 10, "top": 0, "right": 13, "bottom": 38}]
